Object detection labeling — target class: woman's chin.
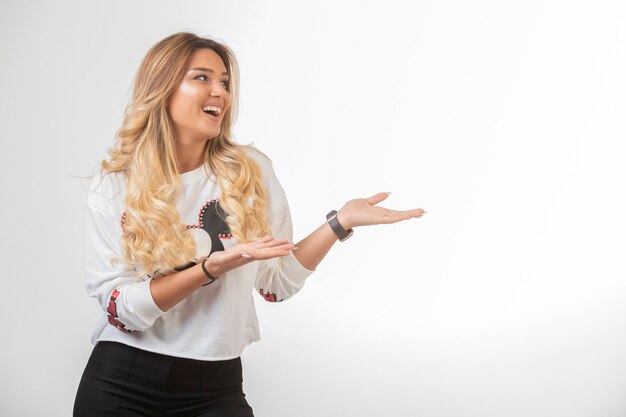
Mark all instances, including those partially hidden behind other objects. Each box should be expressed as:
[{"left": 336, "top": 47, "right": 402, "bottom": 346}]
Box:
[{"left": 200, "top": 127, "right": 221, "bottom": 139}]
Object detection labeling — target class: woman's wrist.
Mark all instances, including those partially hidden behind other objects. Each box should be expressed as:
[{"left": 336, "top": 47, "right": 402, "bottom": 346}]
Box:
[
  {"left": 200, "top": 254, "right": 220, "bottom": 282},
  {"left": 336, "top": 209, "right": 352, "bottom": 230}
]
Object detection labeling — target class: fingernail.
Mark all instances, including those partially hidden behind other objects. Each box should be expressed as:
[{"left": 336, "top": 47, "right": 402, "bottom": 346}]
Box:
[
  {"left": 292, "top": 246, "right": 299, "bottom": 251},
  {"left": 386, "top": 192, "right": 392, "bottom": 196},
  {"left": 241, "top": 253, "right": 252, "bottom": 258}
]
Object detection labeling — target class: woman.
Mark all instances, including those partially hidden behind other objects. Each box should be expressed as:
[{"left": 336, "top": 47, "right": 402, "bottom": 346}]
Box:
[{"left": 73, "top": 31, "right": 425, "bottom": 417}]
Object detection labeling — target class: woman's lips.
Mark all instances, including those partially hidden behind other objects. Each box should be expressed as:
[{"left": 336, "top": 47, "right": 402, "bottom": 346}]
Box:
[{"left": 203, "top": 111, "right": 220, "bottom": 122}]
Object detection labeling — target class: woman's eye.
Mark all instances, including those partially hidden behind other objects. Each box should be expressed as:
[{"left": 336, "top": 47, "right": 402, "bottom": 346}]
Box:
[{"left": 194, "top": 75, "right": 229, "bottom": 89}]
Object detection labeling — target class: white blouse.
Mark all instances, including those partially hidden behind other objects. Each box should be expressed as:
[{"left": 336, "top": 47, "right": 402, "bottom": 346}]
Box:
[{"left": 84, "top": 146, "right": 315, "bottom": 360}]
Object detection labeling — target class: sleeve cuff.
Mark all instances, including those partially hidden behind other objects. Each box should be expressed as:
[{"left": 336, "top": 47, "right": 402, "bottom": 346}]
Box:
[
  {"left": 283, "top": 250, "right": 315, "bottom": 281},
  {"left": 126, "top": 278, "right": 166, "bottom": 326}
]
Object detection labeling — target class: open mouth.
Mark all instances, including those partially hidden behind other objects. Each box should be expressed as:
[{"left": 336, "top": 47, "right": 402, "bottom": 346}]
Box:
[
  {"left": 203, "top": 109, "right": 220, "bottom": 117},
  {"left": 202, "top": 104, "right": 222, "bottom": 118},
  {"left": 202, "top": 109, "right": 221, "bottom": 122}
]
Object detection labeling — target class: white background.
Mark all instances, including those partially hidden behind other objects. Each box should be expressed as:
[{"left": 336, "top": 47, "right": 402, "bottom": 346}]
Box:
[{"left": 1, "top": 1, "right": 626, "bottom": 416}]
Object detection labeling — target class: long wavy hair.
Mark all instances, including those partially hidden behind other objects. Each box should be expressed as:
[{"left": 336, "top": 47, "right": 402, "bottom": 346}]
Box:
[{"left": 98, "top": 32, "right": 272, "bottom": 276}]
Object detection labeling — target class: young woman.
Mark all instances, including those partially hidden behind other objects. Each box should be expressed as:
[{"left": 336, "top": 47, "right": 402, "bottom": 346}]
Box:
[{"left": 73, "top": 31, "right": 425, "bottom": 417}]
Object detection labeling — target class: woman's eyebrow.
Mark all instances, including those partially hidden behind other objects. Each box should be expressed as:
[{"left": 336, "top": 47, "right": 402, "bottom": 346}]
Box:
[{"left": 188, "top": 67, "right": 229, "bottom": 77}]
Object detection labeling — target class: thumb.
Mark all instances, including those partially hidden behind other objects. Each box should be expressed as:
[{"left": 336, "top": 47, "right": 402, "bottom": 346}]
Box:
[{"left": 365, "top": 191, "right": 391, "bottom": 206}]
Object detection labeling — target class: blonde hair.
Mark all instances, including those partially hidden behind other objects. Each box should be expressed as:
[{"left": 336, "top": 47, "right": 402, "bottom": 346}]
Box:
[{"left": 100, "top": 32, "right": 272, "bottom": 276}]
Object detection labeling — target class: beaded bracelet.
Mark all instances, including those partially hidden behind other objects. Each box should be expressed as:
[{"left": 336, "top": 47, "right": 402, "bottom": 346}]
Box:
[{"left": 201, "top": 257, "right": 218, "bottom": 284}]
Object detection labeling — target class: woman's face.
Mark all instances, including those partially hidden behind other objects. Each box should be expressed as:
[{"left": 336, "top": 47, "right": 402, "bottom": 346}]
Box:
[{"left": 167, "top": 48, "right": 231, "bottom": 144}]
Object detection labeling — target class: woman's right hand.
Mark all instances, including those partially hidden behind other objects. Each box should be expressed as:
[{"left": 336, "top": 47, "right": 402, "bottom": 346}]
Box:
[{"left": 202, "top": 236, "right": 296, "bottom": 277}]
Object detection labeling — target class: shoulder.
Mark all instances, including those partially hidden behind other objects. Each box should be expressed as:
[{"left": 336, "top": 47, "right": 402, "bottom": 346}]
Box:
[
  {"left": 240, "top": 144, "right": 274, "bottom": 172},
  {"left": 239, "top": 144, "right": 285, "bottom": 195},
  {"left": 87, "top": 166, "right": 126, "bottom": 213}
]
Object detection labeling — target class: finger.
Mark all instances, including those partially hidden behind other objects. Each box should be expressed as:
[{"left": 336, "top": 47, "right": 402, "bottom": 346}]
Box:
[
  {"left": 242, "top": 237, "right": 277, "bottom": 251},
  {"left": 247, "top": 238, "right": 290, "bottom": 251},
  {"left": 390, "top": 209, "right": 425, "bottom": 222},
  {"left": 274, "top": 242, "right": 296, "bottom": 251},
  {"left": 260, "top": 238, "right": 290, "bottom": 248},
  {"left": 251, "top": 243, "right": 295, "bottom": 257},
  {"left": 365, "top": 192, "right": 391, "bottom": 206},
  {"left": 408, "top": 208, "right": 426, "bottom": 218},
  {"left": 399, "top": 208, "right": 426, "bottom": 219},
  {"left": 264, "top": 240, "right": 294, "bottom": 250},
  {"left": 246, "top": 243, "right": 295, "bottom": 259}
]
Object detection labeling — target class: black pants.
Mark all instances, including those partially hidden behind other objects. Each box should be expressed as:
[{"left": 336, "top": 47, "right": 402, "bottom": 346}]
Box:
[{"left": 73, "top": 341, "right": 255, "bottom": 417}]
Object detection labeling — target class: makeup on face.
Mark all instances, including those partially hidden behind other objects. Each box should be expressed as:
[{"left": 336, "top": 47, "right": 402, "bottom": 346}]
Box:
[{"left": 168, "top": 48, "right": 232, "bottom": 142}]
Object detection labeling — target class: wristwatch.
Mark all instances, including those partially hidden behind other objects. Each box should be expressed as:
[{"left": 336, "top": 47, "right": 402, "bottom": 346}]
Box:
[{"left": 326, "top": 210, "right": 354, "bottom": 242}]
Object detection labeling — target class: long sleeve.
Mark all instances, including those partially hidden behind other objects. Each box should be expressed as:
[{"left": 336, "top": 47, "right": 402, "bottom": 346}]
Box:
[
  {"left": 85, "top": 186, "right": 166, "bottom": 333},
  {"left": 253, "top": 158, "right": 315, "bottom": 302}
]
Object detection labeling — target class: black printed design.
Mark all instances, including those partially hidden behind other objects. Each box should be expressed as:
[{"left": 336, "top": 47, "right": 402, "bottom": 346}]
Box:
[
  {"left": 188, "top": 199, "right": 232, "bottom": 250},
  {"left": 183, "top": 199, "right": 232, "bottom": 287},
  {"left": 120, "top": 199, "right": 232, "bottom": 287}
]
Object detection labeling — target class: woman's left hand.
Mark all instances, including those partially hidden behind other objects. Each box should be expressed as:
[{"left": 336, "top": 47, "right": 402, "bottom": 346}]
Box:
[{"left": 337, "top": 192, "right": 426, "bottom": 229}]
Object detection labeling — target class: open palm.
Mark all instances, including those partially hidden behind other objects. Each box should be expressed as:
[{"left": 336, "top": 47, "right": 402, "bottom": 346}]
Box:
[
  {"left": 339, "top": 192, "right": 426, "bottom": 229},
  {"left": 204, "top": 236, "right": 295, "bottom": 277}
]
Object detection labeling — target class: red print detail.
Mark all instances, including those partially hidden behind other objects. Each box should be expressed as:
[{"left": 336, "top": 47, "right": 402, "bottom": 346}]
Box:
[
  {"left": 106, "top": 298, "right": 117, "bottom": 317},
  {"left": 260, "top": 289, "right": 282, "bottom": 303},
  {"left": 106, "top": 289, "right": 131, "bottom": 333}
]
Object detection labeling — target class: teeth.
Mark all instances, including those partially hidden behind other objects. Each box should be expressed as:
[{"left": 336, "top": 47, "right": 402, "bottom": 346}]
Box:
[{"left": 202, "top": 105, "right": 221, "bottom": 115}]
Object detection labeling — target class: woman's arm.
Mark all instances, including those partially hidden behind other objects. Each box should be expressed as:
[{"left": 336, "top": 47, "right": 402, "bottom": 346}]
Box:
[
  {"left": 150, "top": 236, "right": 296, "bottom": 312},
  {"left": 291, "top": 211, "right": 347, "bottom": 271},
  {"left": 148, "top": 262, "right": 214, "bottom": 312},
  {"left": 151, "top": 192, "right": 425, "bottom": 311}
]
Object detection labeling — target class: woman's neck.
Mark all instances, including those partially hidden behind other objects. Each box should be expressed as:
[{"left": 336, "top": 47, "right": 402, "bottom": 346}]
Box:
[{"left": 175, "top": 138, "right": 209, "bottom": 174}]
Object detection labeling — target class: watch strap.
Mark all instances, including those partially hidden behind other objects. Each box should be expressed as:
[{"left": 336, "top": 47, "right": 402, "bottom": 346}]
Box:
[
  {"left": 201, "top": 257, "right": 219, "bottom": 285},
  {"left": 326, "top": 210, "right": 353, "bottom": 242}
]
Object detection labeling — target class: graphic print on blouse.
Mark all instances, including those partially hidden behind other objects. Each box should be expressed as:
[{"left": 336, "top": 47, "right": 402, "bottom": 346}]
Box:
[
  {"left": 106, "top": 289, "right": 131, "bottom": 333},
  {"left": 259, "top": 289, "right": 283, "bottom": 302},
  {"left": 186, "top": 198, "right": 282, "bottom": 302},
  {"left": 108, "top": 199, "right": 234, "bottom": 332},
  {"left": 183, "top": 198, "right": 283, "bottom": 302},
  {"left": 172, "top": 198, "right": 233, "bottom": 286}
]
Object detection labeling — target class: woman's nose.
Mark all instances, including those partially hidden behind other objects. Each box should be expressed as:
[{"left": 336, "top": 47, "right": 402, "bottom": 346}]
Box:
[{"left": 210, "top": 81, "right": 226, "bottom": 96}]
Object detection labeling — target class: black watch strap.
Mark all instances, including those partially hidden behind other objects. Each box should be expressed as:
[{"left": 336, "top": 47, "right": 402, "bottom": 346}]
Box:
[
  {"left": 201, "top": 257, "right": 219, "bottom": 286},
  {"left": 326, "top": 210, "right": 353, "bottom": 242}
]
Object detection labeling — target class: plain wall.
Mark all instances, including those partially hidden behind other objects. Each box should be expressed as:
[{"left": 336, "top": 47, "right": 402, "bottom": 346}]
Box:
[{"left": 1, "top": 0, "right": 626, "bottom": 416}]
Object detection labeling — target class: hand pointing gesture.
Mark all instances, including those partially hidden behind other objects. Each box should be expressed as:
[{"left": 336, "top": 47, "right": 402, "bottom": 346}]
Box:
[{"left": 336, "top": 192, "right": 426, "bottom": 230}]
